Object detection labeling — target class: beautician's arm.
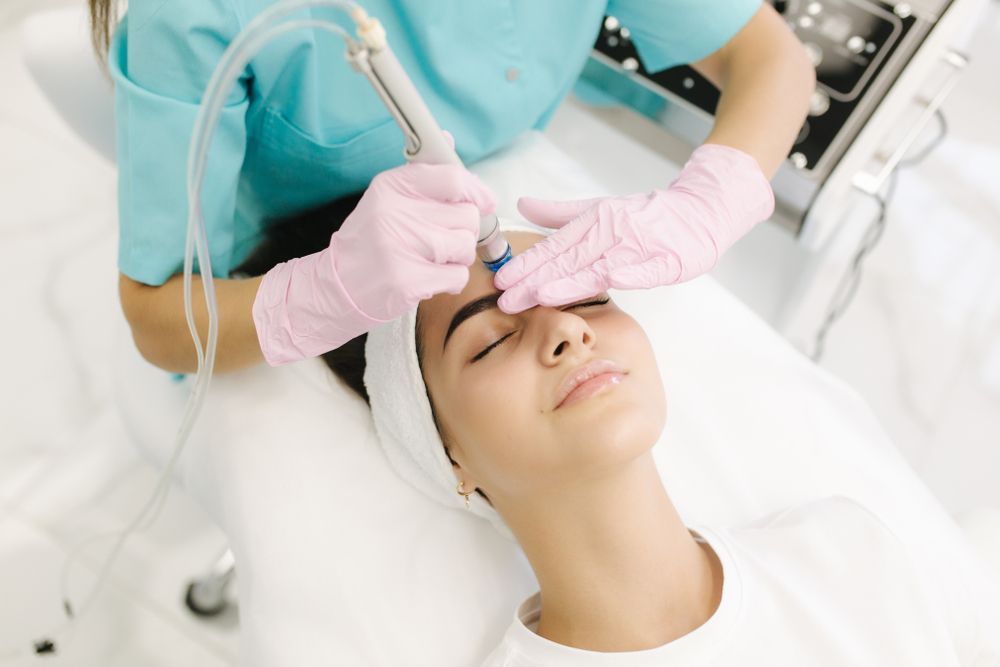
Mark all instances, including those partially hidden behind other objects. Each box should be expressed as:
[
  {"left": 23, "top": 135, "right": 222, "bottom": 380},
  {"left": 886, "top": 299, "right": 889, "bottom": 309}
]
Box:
[
  {"left": 690, "top": 2, "right": 816, "bottom": 179},
  {"left": 119, "top": 272, "right": 265, "bottom": 374}
]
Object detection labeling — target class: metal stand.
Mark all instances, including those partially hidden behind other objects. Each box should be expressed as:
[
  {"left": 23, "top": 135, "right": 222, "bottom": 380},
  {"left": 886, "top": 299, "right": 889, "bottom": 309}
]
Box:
[{"left": 184, "top": 548, "right": 236, "bottom": 617}]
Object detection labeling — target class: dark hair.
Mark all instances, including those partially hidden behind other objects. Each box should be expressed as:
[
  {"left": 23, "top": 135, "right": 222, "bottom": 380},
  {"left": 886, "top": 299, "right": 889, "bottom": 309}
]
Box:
[{"left": 235, "top": 194, "right": 371, "bottom": 403}]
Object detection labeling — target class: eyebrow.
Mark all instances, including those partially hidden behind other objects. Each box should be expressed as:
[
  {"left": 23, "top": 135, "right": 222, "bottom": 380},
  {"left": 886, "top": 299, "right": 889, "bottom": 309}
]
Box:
[{"left": 442, "top": 292, "right": 502, "bottom": 351}]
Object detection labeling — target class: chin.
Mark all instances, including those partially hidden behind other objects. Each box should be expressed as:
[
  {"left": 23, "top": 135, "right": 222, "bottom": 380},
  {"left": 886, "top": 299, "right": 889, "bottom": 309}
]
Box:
[{"left": 568, "top": 393, "right": 666, "bottom": 462}]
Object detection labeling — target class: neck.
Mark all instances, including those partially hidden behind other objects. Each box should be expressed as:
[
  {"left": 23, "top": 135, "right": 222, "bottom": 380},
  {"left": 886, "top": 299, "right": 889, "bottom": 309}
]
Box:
[{"left": 497, "top": 452, "right": 721, "bottom": 652}]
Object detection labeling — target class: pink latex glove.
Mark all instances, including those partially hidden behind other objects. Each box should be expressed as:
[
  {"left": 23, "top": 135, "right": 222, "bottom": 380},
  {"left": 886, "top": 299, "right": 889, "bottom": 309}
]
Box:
[
  {"left": 494, "top": 144, "right": 774, "bottom": 313},
  {"left": 253, "top": 161, "right": 495, "bottom": 365}
]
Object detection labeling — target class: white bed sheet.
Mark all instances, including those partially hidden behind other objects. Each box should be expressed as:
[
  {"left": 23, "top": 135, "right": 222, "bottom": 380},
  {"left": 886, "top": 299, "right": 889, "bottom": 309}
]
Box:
[{"left": 113, "top": 133, "right": 1000, "bottom": 666}]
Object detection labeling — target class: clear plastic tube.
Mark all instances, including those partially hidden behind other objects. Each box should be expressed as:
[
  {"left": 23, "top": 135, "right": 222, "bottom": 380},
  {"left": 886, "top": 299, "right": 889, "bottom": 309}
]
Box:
[
  {"left": 36, "top": 1, "right": 364, "bottom": 654},
  {"left": 186, "top": 3, "right": 361, "bottom": 386}
]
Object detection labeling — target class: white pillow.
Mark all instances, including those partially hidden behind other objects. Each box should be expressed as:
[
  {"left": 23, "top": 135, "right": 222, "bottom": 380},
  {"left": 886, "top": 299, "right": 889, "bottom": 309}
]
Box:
[{"left": 113, "top": 134, "right": 999, "bottom": 666}]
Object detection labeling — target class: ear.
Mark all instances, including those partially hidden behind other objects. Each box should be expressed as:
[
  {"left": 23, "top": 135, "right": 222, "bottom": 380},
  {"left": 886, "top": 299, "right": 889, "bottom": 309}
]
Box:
[
  {"left": 451, "top": 461, "right": 484, "bottom": 496},
  {"left": 445, "top": 437, "right": 486, "bottom": 494}
]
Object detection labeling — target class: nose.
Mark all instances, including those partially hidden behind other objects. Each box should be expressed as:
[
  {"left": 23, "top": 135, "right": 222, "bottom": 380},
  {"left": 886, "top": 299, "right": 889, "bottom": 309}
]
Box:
[{"left": 536, "top": 309, "right": 596, "bottom": 366}]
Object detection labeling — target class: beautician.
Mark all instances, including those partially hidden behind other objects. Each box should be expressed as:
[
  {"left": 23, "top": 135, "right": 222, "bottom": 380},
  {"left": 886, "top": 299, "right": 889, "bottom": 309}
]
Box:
[{"left": 88, "top": 0, "right": 814, "bottom": 371}]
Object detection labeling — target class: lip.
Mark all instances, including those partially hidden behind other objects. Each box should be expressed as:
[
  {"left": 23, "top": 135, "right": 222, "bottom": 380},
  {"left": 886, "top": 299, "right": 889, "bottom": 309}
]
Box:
[{"left": 554, "top": 359, "right": 627, "bottom": 410}]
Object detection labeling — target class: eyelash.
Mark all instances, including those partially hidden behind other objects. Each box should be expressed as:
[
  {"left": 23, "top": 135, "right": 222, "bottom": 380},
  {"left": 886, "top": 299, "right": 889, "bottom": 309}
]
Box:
[{"left": 470, "top": 297, "right": 611, "bottom": 362}]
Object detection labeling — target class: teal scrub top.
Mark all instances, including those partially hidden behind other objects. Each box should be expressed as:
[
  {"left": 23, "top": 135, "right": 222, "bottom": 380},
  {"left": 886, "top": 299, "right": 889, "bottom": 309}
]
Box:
[{"left": 110, "top": 0, "right": 762, "bottom": 286}]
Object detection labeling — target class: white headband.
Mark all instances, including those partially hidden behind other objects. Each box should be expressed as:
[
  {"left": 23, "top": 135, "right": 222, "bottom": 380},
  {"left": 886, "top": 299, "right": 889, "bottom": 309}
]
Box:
[{"left": 363, "top": 224, "right": 543, "bottom": 539}]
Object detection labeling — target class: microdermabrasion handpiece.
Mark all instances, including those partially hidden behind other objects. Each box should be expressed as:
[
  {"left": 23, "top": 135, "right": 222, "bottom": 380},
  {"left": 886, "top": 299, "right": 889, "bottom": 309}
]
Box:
[{"left": 347, "top": 8, "right": 512, "bottom": 272}]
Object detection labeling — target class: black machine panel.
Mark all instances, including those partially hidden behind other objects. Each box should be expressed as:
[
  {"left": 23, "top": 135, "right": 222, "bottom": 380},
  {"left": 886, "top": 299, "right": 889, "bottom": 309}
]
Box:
[{"left": 593, "top": 0, "right": 919, "bottom": 171}]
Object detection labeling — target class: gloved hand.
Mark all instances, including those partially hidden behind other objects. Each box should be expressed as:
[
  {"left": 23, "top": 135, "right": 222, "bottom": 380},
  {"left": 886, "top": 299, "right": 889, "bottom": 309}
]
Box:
[
  {"left": 494, "top": 144, "right": 775, "bottom": 313},
  {"left": 253, "top": 161, "right": 495, "bottom": 365}
]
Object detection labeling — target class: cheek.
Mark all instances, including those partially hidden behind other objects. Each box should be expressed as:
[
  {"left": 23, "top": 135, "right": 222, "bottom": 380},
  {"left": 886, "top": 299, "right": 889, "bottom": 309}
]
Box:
[
  {"left": 559, "top": 316, "right": 667, "bottom": 453},
  {"left": 441, "top": 358, "right": 552, "bottom": 493},
  {"left": 616, "top": 319, "right": 667, "bottom": 423}
]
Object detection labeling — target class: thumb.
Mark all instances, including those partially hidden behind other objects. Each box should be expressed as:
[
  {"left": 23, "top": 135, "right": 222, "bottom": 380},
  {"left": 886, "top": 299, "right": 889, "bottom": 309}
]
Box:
[
  {"left": 416, "top": 263, "right": 471, "bottom": 299},
  {"left": 516, "top": 196, "right": 602, "bottom": 229},
  {"left": 441, "top": 129, "right": 455, "bottom": 150}
]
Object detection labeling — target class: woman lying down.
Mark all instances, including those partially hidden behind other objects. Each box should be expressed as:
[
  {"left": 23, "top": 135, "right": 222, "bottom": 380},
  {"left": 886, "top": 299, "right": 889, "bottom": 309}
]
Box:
[{"left": 238, "top": 196, "right": 999, "bottom": 665}]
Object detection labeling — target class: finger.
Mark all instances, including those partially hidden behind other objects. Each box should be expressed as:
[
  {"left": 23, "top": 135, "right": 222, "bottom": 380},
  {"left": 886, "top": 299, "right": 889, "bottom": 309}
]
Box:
[
  {"left": 517, "top": 196, "right": 602, "bottom": 229},
  {"left": 493, "top": 207, "right": 600, "bottom": 290},
  {"left": 419, "top": 199, "right": 481, "bottom": 234},
  {"left": 441, "top": 129, "right": 455, "bottom": 150},
  {"left": 497, "top": 284, "right": 540, "bottom": 314},
  {"left": 493, "top": 240, "right": 602, "bottom": 299},
  {"left": 534, "top": 262, "right": 611, "bottom": 307},
  {"left": 607, "top": 256, "right": 682, "bottom": 290},
  {"left": 529, "top": 227, "right": 611, "bottom": 290},
  {"left": 412, "top": 224, "right": 478, "bottom": 266},
  {"left": 496, "top": 259, "right": 610, "bottom": 313},
  {"left": 402, "top": 163, "right": 497, "bottom": 215},
  {"left": 417, "top": 263, "right": 472, "bottom": 299}
]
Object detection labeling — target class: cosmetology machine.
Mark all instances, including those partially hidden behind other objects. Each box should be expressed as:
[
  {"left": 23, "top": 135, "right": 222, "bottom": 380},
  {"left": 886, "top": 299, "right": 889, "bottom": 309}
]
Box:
[
  {"left": 585, "top": 0, "right": 977, "bottom": 250},
  {"left": 582, "top": 0, "right": 981, "bottom": 354}
]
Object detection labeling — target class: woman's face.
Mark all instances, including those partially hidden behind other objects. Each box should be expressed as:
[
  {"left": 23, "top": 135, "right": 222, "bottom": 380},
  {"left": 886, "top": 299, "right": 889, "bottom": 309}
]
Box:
[{"left": 418, "top": 232, "right": 666, "bottom": 505}]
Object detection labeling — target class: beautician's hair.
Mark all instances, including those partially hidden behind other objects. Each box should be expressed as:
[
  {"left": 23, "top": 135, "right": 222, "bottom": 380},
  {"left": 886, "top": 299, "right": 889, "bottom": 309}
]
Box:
[
  {"left": 235, "top": 194, "right": 371, "bottom": 403},
  {"left": 236, "top": 194, "right": 431, "bottom": 410},
  {"left": 87, "top": 0, "right": 118, "bottom": 63}
]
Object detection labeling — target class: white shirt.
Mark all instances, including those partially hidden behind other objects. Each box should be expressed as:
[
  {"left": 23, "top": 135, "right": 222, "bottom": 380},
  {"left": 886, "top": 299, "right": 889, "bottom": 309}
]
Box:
[{"left": 481, "top": 496, "right": 999, "bottom": 666}]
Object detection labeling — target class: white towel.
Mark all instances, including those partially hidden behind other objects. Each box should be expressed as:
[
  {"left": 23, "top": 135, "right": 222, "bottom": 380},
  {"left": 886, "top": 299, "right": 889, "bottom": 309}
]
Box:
[{"left": 364, "top": 224, "right": 544, "bottom": 539}]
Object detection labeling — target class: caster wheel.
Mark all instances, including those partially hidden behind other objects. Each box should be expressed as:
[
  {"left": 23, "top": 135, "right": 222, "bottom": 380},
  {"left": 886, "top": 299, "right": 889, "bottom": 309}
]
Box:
[{"left": 185, "top": 580, "right": 228, "bottom": 617}]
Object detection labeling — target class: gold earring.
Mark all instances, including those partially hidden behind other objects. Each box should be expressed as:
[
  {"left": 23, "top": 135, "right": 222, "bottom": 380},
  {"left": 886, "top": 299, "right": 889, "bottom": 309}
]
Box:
[{"left": 456, "top": 481, "right": 472, "bottom": 509}]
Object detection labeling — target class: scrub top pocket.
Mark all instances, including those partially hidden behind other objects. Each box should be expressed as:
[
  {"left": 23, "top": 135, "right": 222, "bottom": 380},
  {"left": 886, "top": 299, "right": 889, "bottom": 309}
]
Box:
[{"left": 243, "top": 108, "right": 405, "bottom": 219}]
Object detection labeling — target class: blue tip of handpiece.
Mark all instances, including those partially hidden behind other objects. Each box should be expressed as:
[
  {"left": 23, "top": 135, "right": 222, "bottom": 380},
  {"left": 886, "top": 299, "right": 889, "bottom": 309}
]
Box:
[{"left": 482, "top": 245, "right": 513, "bottom": 273}]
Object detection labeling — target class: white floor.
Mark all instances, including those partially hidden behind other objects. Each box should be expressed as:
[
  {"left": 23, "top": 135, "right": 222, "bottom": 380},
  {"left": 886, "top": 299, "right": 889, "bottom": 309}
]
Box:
[{"left": 0, "top": 1, "right": 998, "bottom": 665}]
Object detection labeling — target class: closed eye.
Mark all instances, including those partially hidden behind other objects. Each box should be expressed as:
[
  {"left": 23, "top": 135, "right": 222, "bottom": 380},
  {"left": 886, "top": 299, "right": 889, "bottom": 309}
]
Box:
[
  {"left": 471, "top": 331, "right": 515, "bottom": 362},
  {"left": 470, "top": 296, "right": 611, "bottom": 363}
]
